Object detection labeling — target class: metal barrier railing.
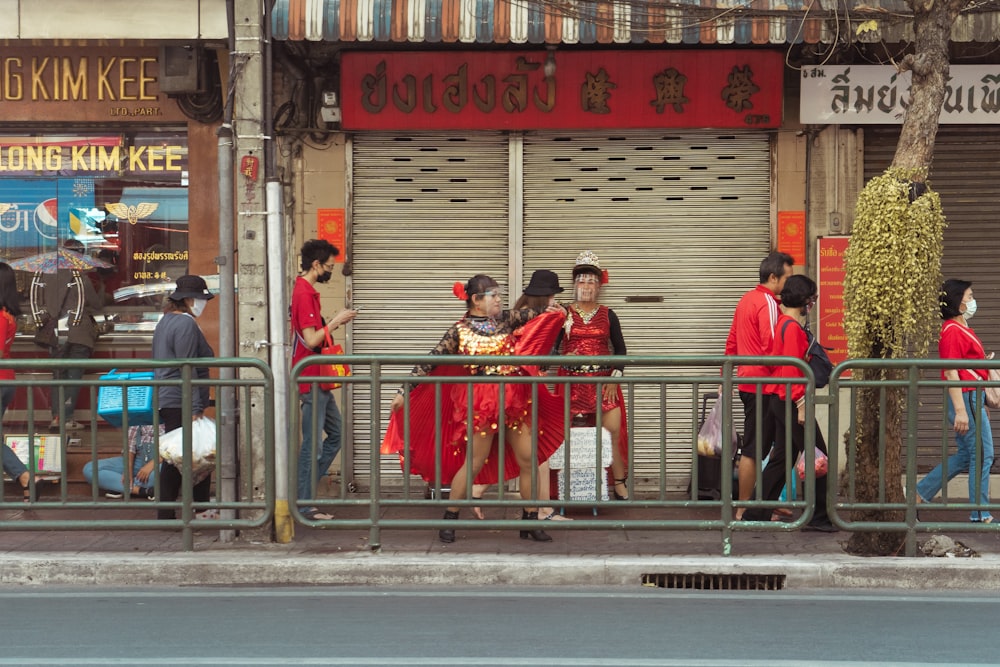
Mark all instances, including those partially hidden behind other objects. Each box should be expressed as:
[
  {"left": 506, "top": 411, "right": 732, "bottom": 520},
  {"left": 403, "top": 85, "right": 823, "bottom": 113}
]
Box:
[
  {"left": 291, "top": 353, "right": 823, "bottom": 555},
  {"left": 0, "top": 357, "right": 274, "bottom": 551},
  {"left": 829, "top": 358, "right": 1000, "bottom": 556}
]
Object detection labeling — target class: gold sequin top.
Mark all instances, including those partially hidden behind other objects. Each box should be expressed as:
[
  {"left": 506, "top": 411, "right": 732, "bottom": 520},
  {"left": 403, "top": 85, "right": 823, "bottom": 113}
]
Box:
[{"left": 409, "top": 308, "right": 543, "bottom": 377}]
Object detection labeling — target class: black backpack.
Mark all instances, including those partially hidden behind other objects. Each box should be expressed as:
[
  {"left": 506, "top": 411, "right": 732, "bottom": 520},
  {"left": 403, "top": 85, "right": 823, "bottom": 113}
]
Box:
[{"left": 780, "top": 319, "right": 833, "bottom": 389}]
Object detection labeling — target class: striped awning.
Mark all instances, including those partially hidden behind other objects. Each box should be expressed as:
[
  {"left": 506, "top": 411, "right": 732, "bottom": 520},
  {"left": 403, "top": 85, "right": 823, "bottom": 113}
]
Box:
[{"left": 271, "top": 0, "right": 1000, "bottom": 45}]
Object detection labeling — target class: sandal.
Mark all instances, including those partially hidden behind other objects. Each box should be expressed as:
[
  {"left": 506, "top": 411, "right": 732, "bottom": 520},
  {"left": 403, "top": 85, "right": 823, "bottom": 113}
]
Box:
[
  {"left": 539, "top": 509, "right": 573, "bottom": 521},
  {"left": 195, "top": 508, "right": 220, "bottom": 520},
  {"left": 302, "top": 507, "right": 335, "bottom": 521},
  {"left": 471, "top": 494, "right": 485, "bottom": 520},
  {"left": 613, "top": 477, "right": 629, "bottom": 501}
]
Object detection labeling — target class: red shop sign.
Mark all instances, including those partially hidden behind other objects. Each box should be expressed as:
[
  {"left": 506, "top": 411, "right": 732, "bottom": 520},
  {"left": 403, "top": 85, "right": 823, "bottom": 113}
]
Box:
[{"left": 341, "top": 50, "right": 784, "bottom": 131}]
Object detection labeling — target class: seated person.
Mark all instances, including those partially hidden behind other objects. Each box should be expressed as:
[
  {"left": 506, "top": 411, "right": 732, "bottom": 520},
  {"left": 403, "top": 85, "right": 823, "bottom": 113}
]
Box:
[{"left": 83, "top": 425, "right": 162, "bottom": 499}]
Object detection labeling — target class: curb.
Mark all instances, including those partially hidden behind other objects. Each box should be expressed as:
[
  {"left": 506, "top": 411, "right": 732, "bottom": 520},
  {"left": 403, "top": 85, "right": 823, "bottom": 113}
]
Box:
[{"left": 3, "top": 552, "right": 1000, "bottom": 589}]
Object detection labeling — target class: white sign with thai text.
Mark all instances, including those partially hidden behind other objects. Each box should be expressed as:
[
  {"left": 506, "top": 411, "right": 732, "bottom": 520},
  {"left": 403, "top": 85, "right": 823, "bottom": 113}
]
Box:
[{"left": 800, "top": 65, "right": 1000, "bottom": 124}]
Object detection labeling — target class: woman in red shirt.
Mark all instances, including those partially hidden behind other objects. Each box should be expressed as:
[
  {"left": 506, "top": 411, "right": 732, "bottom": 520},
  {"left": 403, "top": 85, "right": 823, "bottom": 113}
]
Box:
[
  {"left": 916, "top": 279, "right": 994, "bottom": 523},
  {"left": 744, "top": 274, "right": 834, "bottom": 531},
  {"left": 0, "top": 262, "right": 31, "bottom": 501}
]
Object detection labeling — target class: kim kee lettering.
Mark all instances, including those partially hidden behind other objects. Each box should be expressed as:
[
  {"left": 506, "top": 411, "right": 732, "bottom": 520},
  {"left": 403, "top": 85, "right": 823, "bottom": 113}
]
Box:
[
  {"left": 0, "top": 144, "right": 184, "bottom": 173},
  {"left": 0, "top": 55, "right": 157, "bottom": 102}
]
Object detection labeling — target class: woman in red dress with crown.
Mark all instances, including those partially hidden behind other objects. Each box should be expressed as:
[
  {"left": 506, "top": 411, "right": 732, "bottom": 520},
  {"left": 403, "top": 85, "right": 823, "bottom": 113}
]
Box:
[
  {"left": 557, "top": 251, "right": 630, "bottom": 500},
  {"left": 383, "top": 273, "right": 567, "bottom": 543}
]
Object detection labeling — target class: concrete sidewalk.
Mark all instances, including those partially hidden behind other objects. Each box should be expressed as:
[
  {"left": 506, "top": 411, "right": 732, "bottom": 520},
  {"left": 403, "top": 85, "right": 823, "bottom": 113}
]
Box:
[{"left": 3, "top": 502, "right": 1000, "bottom": 590}]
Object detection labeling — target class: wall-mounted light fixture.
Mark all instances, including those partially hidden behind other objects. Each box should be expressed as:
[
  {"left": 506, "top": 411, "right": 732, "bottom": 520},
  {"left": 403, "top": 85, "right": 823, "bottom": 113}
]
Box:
[{"left": 544, "top": 46, "right": 557, "bottom": 78}]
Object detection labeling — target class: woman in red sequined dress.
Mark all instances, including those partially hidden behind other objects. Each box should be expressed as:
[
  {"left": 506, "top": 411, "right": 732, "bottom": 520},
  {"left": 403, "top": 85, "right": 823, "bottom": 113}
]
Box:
[
  {"left": 557, "top": 251, "right": 630, "bottom": 500},
  {"left": 383, "top": 274, "right": 567, "bottom": 543}
]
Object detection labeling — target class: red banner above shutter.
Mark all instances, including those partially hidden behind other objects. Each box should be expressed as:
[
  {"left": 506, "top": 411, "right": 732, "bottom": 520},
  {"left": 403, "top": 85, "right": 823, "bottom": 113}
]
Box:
[{"left": 341, "top": 50, "right": 783, "bottom": 131}]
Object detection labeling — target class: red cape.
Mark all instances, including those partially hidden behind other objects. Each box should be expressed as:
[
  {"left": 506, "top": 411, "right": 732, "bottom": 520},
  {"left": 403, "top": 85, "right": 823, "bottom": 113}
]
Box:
[{"left": 381, "top": 311, "right": 566, "bottom": 485}]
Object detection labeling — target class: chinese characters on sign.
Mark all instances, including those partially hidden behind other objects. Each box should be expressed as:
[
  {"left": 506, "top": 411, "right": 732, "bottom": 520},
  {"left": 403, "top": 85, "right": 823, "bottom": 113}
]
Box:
[
  {"left": 777, "top": 210, "right": 807, "bottom": 267},
  {"left": 317, "top": 209, "right": 346, "bottom": 261},
  {"left": 801, "top": 65, "right": 1000, "bottom": 124},
  {"left": 343, "top": 51, "right": 784, "bottom": 131}
]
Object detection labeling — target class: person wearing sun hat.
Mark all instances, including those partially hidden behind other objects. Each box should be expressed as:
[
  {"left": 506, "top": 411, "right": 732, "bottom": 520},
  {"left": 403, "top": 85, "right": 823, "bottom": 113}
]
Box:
[
  {"left": 557, "top": 250, "right": 630, "bottom": 500},
  {"left": 151, "top": 274, "right": 216, "bottom": 520}
]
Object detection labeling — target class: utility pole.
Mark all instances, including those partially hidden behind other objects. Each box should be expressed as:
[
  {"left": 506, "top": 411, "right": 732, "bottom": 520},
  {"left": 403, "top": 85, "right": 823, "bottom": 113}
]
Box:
[{"left": 231, "top": 0, "right": 270, "bottom": 533}]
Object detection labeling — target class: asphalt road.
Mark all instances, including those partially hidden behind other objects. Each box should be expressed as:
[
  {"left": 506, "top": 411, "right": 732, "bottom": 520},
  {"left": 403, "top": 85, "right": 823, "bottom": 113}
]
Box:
[{"left": 2, "top": 586, "right": 994, "bottom": 665}]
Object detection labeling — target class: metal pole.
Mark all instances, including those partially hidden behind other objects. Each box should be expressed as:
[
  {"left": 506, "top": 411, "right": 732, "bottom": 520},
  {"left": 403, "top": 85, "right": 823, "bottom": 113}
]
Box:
[
  {"left": 214, "top": 0, "right": 238, "bottom": 543},
  {"left": 267, "top": 179, "right": 293, "bottom": 542},
  {"left": 216, "top": 124, "right": 237, "bottom": 542}
]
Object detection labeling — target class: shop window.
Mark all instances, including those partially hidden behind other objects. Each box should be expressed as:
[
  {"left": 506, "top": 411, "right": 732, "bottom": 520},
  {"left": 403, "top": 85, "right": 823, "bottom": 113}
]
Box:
[{"left": 0, "top": 132, "right": 189, "bottom": 336}]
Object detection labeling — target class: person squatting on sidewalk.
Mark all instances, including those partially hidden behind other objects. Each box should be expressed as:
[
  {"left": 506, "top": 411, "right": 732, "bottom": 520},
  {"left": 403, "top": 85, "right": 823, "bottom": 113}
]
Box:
[{"left": 382, "top": 273, "right": 566, "bottom": 544}]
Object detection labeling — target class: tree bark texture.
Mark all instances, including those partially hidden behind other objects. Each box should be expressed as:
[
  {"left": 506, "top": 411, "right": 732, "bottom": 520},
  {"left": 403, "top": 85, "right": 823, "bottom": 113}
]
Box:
[
  {"left": 846, "top": 377, "right": 907, "bottom": 556},
  {"left": 893, "top": 0, "right": 969, "bottom": 170}
]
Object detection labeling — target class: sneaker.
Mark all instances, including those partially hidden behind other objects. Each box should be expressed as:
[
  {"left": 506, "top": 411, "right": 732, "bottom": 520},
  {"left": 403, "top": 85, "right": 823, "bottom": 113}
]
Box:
[
  {"left": 63, "top": 420, "right": 85, "bottom": 431},
  {"left": 104, "top": 491, "right": 124, "bottom": 499},
  {"left": 48, "top": 418, "right": 60, "bottom": 433}
]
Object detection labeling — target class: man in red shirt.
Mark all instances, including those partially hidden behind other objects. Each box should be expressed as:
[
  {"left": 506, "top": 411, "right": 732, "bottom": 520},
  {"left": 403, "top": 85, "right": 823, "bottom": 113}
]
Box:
[
  {"left": 724, "top": 251, "right": 794, "bottom": 518},
  {"left": 291, "top": 239, "right": 357, "bottom": 521}
]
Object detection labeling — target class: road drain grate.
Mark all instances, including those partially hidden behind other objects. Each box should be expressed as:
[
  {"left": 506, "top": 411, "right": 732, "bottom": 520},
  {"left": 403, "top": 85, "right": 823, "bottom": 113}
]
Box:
[{"left": 642, "top": 573, "right": 786, "bottom": 590}]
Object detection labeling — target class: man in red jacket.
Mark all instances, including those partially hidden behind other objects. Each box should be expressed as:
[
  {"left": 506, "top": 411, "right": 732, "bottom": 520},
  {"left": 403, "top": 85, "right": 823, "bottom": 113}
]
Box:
[{"left": 724, "top": 251, "right": 794, "bottom": 519}]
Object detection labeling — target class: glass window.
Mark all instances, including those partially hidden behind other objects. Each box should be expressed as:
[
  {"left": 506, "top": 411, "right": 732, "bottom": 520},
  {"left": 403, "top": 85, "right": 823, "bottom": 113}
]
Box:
[{"left": 0, "top": 131, "right": 189, "bottom": 335}]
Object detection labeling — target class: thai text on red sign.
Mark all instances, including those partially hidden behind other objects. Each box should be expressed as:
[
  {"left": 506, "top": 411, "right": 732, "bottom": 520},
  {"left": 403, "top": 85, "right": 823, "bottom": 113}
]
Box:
[{"left": 340, "top": 50, "right": 784, "bottom": 131}]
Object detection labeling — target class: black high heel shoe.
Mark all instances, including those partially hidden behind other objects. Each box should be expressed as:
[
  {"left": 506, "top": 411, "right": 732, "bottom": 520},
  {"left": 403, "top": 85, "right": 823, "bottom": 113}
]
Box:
[
  {"left": 613, "top": 477, "right": 629, "bottom": 501},
  {"left": 519, "top": 510, "right": 553, "bottom": 542},
  {"left": 439, "top": 510, "right": 459, "bottom": 543}
]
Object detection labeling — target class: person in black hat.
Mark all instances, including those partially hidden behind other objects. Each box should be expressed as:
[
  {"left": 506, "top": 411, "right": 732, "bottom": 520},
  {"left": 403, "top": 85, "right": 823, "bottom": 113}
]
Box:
[
  {"left": 469, "top": 269, "right": 570, "bottom": 521},
  {"left": 151, "top": 274, "right": 216, "bottom": 520}
]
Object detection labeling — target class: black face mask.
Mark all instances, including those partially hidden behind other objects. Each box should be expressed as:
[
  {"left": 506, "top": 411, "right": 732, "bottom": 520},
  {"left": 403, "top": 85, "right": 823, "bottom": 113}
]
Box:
[{"left": 316, "top": 270, "right": 332, "bottom": 284}]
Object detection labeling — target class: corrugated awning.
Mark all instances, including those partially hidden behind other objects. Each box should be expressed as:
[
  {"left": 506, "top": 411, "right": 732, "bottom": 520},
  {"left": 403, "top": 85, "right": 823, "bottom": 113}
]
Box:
[{"left": 271, "top": 0, "right": 999, "bottom": 45}]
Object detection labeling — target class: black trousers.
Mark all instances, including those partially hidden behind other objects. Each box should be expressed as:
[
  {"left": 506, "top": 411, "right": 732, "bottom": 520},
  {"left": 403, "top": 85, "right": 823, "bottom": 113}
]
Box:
[
  {"left": 743, "top": 395, "right": 830, "bottom": 524},
  {"left": 738, "top": 390, "right": 777, "bottom": 461},
  {"left": 157, "top": 407, "right": 211, "bottom": 520}
]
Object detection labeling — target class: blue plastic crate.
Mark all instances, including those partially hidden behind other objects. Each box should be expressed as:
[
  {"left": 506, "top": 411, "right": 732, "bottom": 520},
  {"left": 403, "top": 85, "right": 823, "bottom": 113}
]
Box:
[{"left": 97, "top": 370, "right": 155, "bottom": 427}]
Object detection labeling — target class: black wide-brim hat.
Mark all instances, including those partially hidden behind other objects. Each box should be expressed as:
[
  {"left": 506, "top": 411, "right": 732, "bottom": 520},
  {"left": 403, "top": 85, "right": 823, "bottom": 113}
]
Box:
[
  {"left": 524, "top": 269, "right": 565, "bottom": 296},
  {"left": 169, "top": 274, "right": 215, "bottom": 301}
]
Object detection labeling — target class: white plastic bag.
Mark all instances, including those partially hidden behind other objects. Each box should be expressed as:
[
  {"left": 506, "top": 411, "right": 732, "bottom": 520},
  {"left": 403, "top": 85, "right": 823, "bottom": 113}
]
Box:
[
  {"left": 159, "top": 417, "right": 217, "bottom": 472},
  {"left": 794, "top": 446, "right": 829, "bottom": 481},
  {"left": 696, "top": 399, "right": 734, "bottom": 457}
]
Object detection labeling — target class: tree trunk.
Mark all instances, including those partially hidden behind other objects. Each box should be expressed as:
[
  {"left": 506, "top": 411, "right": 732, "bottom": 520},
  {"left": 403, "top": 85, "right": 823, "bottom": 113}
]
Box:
[
  {"left": 892, "top": 0, "right": 968, "bottom": 171},
  {"left": 844, "top": 0, "right": 967, "bottom": 556}
]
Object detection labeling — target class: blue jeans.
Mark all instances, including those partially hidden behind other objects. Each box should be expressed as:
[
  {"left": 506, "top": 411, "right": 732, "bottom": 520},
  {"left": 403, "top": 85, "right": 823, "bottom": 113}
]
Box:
[
  {"left": 298, "top": 389, "right": 342, "bottom": 501},
  {"left": 50, "top": 342, "right": 93, "bottom": 422},
  {"left": 82, "top": 456, "right": 157, "bottom": 494},
  {"left": 917, "top": 390, "right": 994, "bottom": 521},
  {"left": 0, "top": 386, "right": 26, "bottom": 481}
]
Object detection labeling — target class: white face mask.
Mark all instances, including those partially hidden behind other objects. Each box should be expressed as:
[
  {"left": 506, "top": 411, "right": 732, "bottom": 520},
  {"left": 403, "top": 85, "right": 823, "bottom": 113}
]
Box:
[
  {"left": 189, "top": 299, "right": 208, "bottom": 318},
  {"left": 964, "top": 298, "right": 978, "bottom": 319}
]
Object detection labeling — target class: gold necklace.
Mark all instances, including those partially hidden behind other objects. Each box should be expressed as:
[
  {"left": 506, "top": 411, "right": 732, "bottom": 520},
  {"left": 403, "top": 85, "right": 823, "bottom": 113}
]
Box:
[{"left": 573, "top": 304, "right": 598, "bottom": 324}]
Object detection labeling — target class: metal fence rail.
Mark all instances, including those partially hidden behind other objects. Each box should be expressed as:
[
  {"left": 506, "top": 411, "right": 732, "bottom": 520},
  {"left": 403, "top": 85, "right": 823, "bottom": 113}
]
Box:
[
  {"left": 0, "top": 357, "right": 274, "bottom": 551},
  {"left": 292, "top": 353, "right": 823, "bottom": 555},
  {"left": 829, "top": 358, "right": 1000, "bottom": 556}
]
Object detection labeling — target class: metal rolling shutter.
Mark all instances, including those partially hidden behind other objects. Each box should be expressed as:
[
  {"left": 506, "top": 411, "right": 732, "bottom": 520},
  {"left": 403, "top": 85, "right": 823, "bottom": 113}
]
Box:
[
  {"left": 522, "top": 131, "right": 772, "bottom": 489},
  {"left": 864, "top": 127, "right": 1000, "bottom": 471},
  {"left": 350, "top": 133, "right": 510, "bottom": 485}
]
